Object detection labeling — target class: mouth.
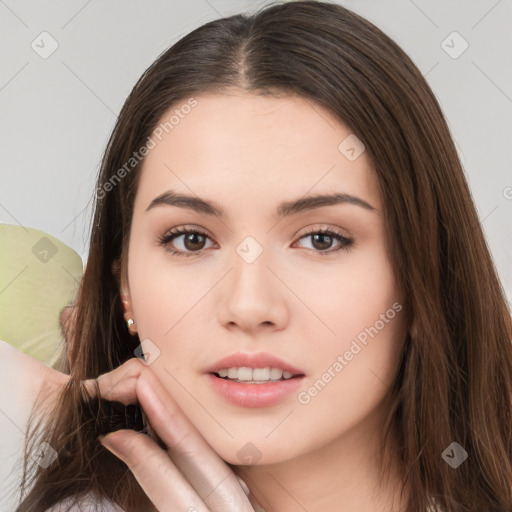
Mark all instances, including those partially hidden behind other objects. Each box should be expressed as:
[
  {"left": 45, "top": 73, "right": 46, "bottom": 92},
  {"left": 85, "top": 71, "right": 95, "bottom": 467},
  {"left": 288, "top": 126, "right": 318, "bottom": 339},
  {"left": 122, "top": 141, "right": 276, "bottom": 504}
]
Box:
[
  {"left": 210, "top": 365, "right": 305, "bottom": 384},
  {"left": 203, "top": 352, "right": 306, "bottom": 407}
]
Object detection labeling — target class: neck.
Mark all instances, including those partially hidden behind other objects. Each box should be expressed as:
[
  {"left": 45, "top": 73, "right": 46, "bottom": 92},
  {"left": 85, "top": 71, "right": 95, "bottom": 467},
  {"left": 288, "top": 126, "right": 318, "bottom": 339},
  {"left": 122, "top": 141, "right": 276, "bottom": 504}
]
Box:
[{"left": 234, "top": 398, "right": 408, "bottom": 512}]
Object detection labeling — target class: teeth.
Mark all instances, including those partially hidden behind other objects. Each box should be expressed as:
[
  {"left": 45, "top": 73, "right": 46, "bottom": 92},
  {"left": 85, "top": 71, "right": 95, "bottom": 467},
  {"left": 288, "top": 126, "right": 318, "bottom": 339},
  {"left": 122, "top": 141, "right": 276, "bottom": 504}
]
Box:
[
  {"left": 270, "top": 368, "right": 283, "bottom": 380},
  {"left": 238, "top": 367, "right": 253, "bottom": 381},
  {"left": 253, "top": 367, "right": 270, "bottom": 380},
  {"left": 216, "top": 367, "right": 295, "bottom": 381}
]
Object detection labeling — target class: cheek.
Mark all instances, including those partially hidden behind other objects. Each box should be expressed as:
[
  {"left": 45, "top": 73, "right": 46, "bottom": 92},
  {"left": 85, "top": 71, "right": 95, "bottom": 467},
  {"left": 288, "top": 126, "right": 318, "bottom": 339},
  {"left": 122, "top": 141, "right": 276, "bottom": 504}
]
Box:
[
  {"left": 127, "top": 224, "right": 189, "bottom": 321},
  {"left": 288, "top": 296, "right": 404, "bottom": 461},
  {"left": 291, "top": 243, "right": 404, "bottom": 424},
  {"left": 288, "top": 239, "right": 400, "bottom": 344},
  {"left": 127, "top": 239, "right": 217, "bottom": 374}
]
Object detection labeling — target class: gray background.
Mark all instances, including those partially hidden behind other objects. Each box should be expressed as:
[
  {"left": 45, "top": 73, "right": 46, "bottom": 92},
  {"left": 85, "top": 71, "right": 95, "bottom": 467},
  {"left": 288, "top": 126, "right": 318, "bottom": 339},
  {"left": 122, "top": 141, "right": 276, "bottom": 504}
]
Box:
[{"left": 0, "top": 0, "right": 511, "bottom": 506}]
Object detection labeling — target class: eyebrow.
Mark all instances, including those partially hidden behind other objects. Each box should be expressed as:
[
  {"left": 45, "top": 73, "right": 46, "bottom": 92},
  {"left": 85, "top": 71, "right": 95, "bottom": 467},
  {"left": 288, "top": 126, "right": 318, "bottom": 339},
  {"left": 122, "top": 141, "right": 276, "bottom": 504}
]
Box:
[{"left": 145, "top": 190, "right": 377, "bottom": 218}]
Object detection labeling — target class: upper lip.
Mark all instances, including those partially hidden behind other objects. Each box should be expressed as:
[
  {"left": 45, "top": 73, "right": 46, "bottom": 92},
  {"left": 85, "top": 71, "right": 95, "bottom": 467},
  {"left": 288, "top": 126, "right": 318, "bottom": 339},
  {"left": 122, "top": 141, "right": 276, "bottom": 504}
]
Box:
[{"left": 204, "top": 352, "right": 306, "bottom": 376}]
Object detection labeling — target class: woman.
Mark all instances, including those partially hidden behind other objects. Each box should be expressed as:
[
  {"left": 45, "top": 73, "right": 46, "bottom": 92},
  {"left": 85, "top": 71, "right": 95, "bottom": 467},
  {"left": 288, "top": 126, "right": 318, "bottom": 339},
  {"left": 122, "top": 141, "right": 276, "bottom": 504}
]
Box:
[{"left": 13, "top": 1, "right": 512, "bottom": 511}]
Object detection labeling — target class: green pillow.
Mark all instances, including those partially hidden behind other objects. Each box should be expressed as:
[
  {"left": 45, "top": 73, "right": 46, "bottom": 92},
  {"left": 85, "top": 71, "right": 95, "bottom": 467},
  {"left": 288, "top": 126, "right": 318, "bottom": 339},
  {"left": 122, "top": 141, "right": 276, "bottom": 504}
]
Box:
[{"left": 0, "top": 224, "right": 83, "bottom": 367}]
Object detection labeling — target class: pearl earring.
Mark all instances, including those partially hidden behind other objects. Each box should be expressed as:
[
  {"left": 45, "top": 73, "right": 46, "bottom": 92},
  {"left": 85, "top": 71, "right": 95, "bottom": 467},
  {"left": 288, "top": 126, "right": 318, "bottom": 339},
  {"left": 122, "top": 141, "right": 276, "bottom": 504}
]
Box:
[{"left": 126, "top": 318, "right": 137, "bottom": 335}]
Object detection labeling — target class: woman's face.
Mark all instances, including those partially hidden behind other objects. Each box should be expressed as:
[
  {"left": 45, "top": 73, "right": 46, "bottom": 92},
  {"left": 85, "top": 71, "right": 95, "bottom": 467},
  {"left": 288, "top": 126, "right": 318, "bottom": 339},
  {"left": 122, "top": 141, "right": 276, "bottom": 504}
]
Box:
[{"left": 124, "top": 91, "right": 406, "bottom": 465}]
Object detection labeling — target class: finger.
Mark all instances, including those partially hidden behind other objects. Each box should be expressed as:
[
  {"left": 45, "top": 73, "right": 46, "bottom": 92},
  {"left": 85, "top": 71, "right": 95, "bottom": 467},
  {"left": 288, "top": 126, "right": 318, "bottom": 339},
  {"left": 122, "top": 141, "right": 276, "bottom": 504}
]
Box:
[
  {"left": 83, "top": 357, "right": 144, "bottom": 404},
  {"left": 133, "top": 369, "right": 254, "bottom": 511},
  {"left": 85, "top": 358, "right": 255, "bottom": 511},
  {"left": 100, "top": 429, "right": 212, "bottom": 512},
  {"left": 82, "top": 359, "right": 158, "bottom": 441},
  {"left": 86, "top": 360, "right": 211, "bottom": 511}
]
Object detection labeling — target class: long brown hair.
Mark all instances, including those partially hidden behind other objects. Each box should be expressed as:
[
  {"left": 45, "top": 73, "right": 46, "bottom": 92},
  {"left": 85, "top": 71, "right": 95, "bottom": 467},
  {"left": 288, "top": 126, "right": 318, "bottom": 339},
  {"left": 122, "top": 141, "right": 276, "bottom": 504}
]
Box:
[{"left": 15, "top": 1, "right": 512, "bottom": 511}]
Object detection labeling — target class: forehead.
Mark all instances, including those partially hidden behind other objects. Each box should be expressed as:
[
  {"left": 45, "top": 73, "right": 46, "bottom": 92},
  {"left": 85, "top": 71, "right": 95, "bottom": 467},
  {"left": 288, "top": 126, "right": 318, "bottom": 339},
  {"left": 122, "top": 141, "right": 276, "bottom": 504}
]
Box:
[{"left": 134, "top": 92, "right": 380, "bottom": 215}]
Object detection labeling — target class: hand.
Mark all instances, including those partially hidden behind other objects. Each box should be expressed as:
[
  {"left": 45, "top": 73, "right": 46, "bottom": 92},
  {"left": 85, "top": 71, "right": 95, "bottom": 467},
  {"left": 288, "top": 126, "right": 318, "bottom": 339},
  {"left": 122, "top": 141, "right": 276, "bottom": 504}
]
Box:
[{"left": 84, "top": 358, "right": 264, "bottom": 512}]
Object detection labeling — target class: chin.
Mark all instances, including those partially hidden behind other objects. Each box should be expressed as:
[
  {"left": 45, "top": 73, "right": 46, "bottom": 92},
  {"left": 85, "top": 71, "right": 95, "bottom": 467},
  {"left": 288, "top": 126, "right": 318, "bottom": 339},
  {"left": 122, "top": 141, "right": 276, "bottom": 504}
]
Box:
[{"left": 211, "top": 439, "right": 296, "bottom": 467}]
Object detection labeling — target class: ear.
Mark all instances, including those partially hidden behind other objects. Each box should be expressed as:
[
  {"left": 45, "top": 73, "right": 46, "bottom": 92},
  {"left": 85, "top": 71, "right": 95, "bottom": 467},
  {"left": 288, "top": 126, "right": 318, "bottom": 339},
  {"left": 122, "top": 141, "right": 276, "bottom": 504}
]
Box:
[{"left": 112, "top": 258, "right": 137, "bottom": 335}]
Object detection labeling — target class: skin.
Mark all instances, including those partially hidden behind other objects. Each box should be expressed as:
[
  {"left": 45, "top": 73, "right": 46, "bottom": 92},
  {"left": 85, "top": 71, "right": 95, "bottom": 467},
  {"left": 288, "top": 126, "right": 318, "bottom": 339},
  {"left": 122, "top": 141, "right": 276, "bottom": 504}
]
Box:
[
  {"left": 117, "top": 92, "right": 408, "bottom": 511},
  {"left": 3, "top": 91, "right": 409, "bottom": 511}
]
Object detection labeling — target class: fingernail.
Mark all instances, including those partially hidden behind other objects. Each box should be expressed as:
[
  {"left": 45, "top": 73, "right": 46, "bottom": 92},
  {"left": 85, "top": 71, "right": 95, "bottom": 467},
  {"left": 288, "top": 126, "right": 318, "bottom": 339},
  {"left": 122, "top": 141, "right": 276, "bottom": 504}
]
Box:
[
  {"left": 237, "top": 476, "right": 250, "bottom": 496},
  {"left": 98, "top": 432, "right": 121, "bottom": 454}
]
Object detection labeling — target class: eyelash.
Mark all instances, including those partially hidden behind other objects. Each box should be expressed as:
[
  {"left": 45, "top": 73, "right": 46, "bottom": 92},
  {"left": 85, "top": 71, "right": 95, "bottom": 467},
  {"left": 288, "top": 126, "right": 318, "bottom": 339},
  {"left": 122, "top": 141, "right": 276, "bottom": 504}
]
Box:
[{"left": 158, "top": 226, "right": 354, "bottom": 258}]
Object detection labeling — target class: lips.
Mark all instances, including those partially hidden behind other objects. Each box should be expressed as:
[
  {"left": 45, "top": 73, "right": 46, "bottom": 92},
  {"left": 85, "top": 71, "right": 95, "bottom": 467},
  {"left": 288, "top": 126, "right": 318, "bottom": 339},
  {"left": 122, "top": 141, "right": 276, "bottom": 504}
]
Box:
[
  {"left": 206, "top": 373, "right": 305, "bottom": 408},
  {"left": 203, "top": 351, "right": 306, "bottom": 376}
]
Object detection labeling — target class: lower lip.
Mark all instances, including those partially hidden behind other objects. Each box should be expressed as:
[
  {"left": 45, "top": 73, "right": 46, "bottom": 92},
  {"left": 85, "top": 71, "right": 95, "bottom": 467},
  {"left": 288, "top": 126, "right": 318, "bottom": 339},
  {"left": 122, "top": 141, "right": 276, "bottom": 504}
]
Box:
[{"left": 206, "top": 373, "right": 305, "bottom": 408}]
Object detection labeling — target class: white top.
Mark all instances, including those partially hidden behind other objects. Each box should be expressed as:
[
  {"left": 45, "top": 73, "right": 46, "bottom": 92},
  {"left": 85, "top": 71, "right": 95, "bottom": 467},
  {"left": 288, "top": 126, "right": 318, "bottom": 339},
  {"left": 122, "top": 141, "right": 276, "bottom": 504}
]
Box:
[
  {"left": 47, "top": 494, "right": 440, "bottom": 512},
  {"left": 46, "top": 494, "right": 126, "bottom": 511}
]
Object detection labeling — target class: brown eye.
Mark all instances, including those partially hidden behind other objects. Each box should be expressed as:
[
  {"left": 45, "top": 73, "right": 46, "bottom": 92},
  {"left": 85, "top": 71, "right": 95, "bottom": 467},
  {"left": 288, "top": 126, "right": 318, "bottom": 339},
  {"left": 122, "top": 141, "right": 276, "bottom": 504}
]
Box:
[
  {"left": 295, "top": 228, "right": 354, "bottom": 255},
  {"left": 182, "top": 232, "right": 207, "bottom": 251},
  {"left": 158, "top": 227, "right": 215, "bottom": 257},
  {"left": 310, "top": 233, "right": 334, "bottom": 251}
]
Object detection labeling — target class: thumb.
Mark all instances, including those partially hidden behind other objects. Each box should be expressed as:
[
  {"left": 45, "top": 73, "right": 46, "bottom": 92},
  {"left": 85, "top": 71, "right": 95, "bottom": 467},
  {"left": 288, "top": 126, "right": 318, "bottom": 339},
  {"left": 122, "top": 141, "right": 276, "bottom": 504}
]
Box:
[{"left": 98, "top": 430, "right": 134, "bottom": 460}]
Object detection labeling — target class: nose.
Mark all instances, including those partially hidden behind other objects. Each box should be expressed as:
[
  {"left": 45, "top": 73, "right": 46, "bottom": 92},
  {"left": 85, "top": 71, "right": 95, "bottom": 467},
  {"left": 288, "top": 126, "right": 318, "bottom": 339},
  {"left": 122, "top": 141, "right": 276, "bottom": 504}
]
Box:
[{"left": 217, "top": 246, "right": 289, "bottom": 334}]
